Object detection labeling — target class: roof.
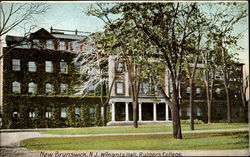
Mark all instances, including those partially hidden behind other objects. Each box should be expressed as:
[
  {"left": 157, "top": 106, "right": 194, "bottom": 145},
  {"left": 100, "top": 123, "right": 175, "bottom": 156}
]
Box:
[
  {"left": 5, "top": 35, "right": 29, "bottom": 47},
  {"left": 51, "top": 33, "right": 87, "bottom": 41}
]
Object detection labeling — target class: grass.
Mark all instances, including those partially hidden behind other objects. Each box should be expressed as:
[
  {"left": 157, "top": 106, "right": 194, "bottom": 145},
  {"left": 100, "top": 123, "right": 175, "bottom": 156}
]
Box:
[
  {"left": 42, "top": 123, "right": 248, "bottom": 135},
  {"left": 21, "top": 131, "right": 248, "bottom": 150}
]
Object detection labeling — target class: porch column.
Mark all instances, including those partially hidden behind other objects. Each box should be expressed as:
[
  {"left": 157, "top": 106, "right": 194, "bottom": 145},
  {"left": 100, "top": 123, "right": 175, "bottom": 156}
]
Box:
[
  {"left": 111, "top": 102, "right": 115, "bottom": 121},
  {"left": 139, "top": 103, "right": 142, "bottom": 121},
  {"left": 153, "top": 103, "right": 157, "bottom": 121},
  {"left": 165, "top": 103, "right": 169, "bottom": 121},
  {"left": 125, "top": 102, "right": 129, "bottom": 121}
]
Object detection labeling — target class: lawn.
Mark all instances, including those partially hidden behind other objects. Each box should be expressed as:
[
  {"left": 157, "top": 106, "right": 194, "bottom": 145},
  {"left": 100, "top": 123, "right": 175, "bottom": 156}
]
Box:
[
  {"left": 42, "top": 123, "right": 248, "bottom": 135},
  {"left": 21, "top": 131, "right": 248, "bottom": 150}
]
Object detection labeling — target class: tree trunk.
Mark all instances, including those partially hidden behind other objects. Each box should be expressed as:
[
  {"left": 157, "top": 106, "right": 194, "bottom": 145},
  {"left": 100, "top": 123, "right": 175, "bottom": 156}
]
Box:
[
  {"left": 224, "top": 86, "right": 231, "bottom": 124},
  {"left": 189, "top": 80, "right": 194, "bottom": 130},
  {"left": 172, "top": 80, "right": 182, "bottom": 139},
  {"left": 133, "top": 101, "right": 138, "bottom": 128}
]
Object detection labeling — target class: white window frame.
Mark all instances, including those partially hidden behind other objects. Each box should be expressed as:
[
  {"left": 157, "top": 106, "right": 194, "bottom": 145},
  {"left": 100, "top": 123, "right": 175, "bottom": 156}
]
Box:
[
  {"left": 45, "top": 61, "right": 53, "bottom": 72},
  {"left": 75, "top": 107, "right": 81, "bottom": 118},
  {"left": 116, "top": 81, "right": 124, "bottom": 94},
  {"left": 60, "top": 60, "right": 68, "bottom": 72},
  {"left": 12, "top": 59, "right": 21, "bottom": 71},
  {"left": 28, "top": 61, "right": 37, "bottom": 72},
  {"left": 60, "top": 107, "right": 67, "bottom": 118},
  {"left": 59, "top": 41, "right": 66, "bottom": 50},
  {"left": 29, "top": 109, "right": 36, "bottom": 118},
  {"left": 60, "top": 83, "right": 67, "bottom": 94},
  {"left": 33, "top": 39, "right": 40, "bottom": 48},
  {"left": 12, "top": 81, "right": 21, "bottom": 93},
  {"left": 186, "top": 87, "right": 191, "bottom": 94},
  {"left": 89, "top": 106, "right": 96, "bottom": 119},
  {"left": 45, "top": 107, "right": 52, "bottom": 118},
  {"left": 46, "top": 40, "right": 53, "bottom": 49},
  {"left": 74, "top": 61, "right": 81, "bottom": 72},
  {"left": 45, "top": 83, "right": 53, "bottom": 94},
  {"left": 196, "top": 87, "right": 201, "bottom": 95},
  {"left": 28, "top": 82, "right": 37, "bottom": 94}
]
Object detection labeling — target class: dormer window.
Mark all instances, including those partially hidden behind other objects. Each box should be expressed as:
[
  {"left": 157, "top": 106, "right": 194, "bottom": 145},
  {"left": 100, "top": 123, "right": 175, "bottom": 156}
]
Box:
[
  {"left": 33, "top": 39, "right": 40, "bottom": 48},
  {"left": 59, "top": 41, "right": 65, "bottom": 50},
  {"left": 46, "top": 40, "right": 53, "bottom": 49}
]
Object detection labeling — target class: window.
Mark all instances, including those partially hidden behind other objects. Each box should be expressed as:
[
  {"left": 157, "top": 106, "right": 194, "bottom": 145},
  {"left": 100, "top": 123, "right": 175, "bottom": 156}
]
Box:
[
  {"left": 197, "top": 107, "right": 202, "bottom": 116},
  {"left": 74, "top": 62, "right": 81, "bottom": 72},
  {"left": 45, "top": 61, "right": 53, "bottom": 72},
  {"left": 75, "top": 107, "right": 81, "bottom": 118},
  {"left": 45, "top": 83, "right": 52, "bottom": 94},
  {"left": 28, "top": 61, "right": 37, "bottom": 72},
  {"left": 72, "top": 41, "right": 80, "bottom": 51},
  {"left": 45, "top": 107, "right": 52, "bottom": 118},
  {"left": 117, "top": 62, "right": 123, "bottom": 73},
  {"left": 89, "top": 106, "right": 96, "bottom": 119},
  {"left": 46, "top": 40, "right": 53, "bottom": 49},
  {"left": 12, "top": 109, "right": 20, "bottom": 120},
  {"left": 216, "top": 88, "right": 221, "bottom": 95},
  {"left": 116, "top": 81, "right": 124, "bottom": 94},
  {"left": 33, "top": 39, "right": 40, "bottom": 48},
  {"left": 196, "top": 87, "right": 201, "bottom": 96},
  {"left": 28, "top": 82, "right": 37, "bottom": 94},
  {"left": 12, "top": 81, "right": 20, "bottom": 93},
  {"left": 29, "top": 109, "right": 36, "bottom": 118},
  {"left": 59, "top": 41, "right": 65, "bottom": 50},
  {"left": 60, "top": 60, "right": 68, "bottom": 72},
  {"left": 67, "top": 42, "right": 72, "bottom": 51},
  {"left": 169, "top": 84, "right": 173, "bottom": 93},
  {"left": 186, "top": 87, "right": 191, "bottom": 94},
  {"left": 60, "top": 107, "right": 67, "bottom": 118},
  {"left": 140, "top": 82, "right": 150, "bottom": 94},
  {"left": 12, "top": 59, "right": 21, "bottom": 71},
  {"left": 60, "top": 84, "right": 67, "bottom": 93}
]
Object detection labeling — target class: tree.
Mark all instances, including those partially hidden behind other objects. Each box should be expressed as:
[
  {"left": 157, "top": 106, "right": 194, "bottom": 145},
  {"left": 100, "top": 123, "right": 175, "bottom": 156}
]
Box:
[
  {"left": 0, "top": 3, "right": 49, "bottom": 122},
  {"left": 73, "top": 34, "right": 113, "bottom": 126},
  {"left": 206, "top": 3, "right": 247, "bottom": 124},
  {"left": 85, "top": 3, "right": 155, "bottom": 128}
]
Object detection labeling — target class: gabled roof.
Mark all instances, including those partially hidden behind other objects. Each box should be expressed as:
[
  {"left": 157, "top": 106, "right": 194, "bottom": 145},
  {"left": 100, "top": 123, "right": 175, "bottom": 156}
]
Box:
[
  {"left": 30, "top": 28, "right": 54, "bottom": 39},
  {"left": 30, "top": 28, "right": 87, "bottom": 41}
]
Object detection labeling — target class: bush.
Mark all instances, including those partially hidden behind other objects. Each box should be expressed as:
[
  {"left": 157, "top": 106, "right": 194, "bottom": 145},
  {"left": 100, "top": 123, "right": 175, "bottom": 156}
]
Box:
[{"left": 181, "top": 119, "right": 204, "bottom": 125}]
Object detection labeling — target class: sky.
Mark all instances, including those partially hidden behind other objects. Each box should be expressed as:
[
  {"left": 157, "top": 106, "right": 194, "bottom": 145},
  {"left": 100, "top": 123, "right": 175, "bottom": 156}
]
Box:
[{"left": 2, "top": 2, "right": 249, "bottom": 66}]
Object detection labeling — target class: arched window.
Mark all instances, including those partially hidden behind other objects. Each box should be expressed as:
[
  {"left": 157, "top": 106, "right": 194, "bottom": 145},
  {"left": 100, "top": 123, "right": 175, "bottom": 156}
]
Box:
[
  {"left": 28, "top": 82, "right": 37, "bottom": 94},
  {"left": 12, "top": 81, "right": 21, "bottom": 93},
  {"left": 45, "top": 83, "right": 52, "bottom": 94}
]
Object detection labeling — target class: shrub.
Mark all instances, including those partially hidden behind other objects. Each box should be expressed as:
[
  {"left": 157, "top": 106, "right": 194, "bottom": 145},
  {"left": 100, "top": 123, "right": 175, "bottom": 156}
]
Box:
[{"left": 181, "top": 119, "right": 205, "bottom": 125}]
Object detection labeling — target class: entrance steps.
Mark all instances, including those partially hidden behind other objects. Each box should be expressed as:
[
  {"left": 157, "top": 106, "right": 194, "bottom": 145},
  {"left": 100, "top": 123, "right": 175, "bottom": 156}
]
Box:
[{"left": 107, "top": 121, "right": 172, "bottom": 126}]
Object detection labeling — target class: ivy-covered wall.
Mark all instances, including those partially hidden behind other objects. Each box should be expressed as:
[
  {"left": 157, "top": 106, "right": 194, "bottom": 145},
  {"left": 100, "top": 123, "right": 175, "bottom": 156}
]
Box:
[
  {"left": 180, "top": 100, "right": 247, "bottom": 123},
  {"left": 1, "top": 47, "right": 110, "bottom": 129},
  {"left": 2, "top": 95, "right": 108, "bottom": 128}
]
